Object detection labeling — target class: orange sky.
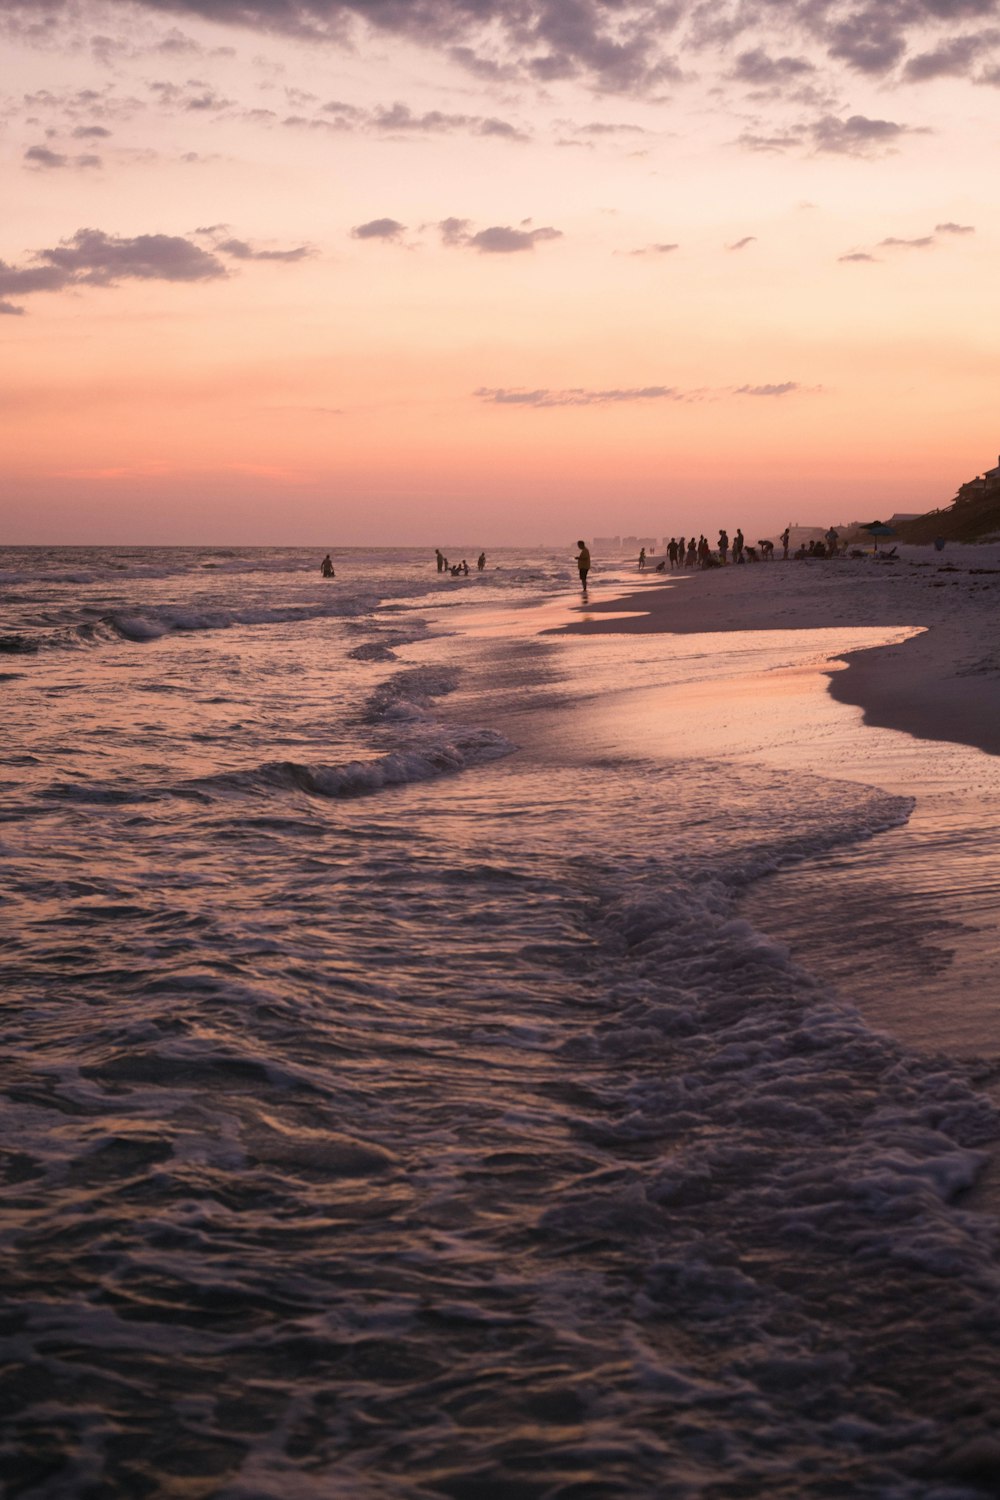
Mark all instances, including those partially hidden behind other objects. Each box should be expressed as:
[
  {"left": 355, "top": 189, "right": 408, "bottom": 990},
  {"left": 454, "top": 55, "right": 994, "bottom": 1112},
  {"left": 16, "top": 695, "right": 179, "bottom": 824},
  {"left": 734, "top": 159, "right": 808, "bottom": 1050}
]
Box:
[{"left": 2, "top": 0, "right": 999, "bottom": 543}]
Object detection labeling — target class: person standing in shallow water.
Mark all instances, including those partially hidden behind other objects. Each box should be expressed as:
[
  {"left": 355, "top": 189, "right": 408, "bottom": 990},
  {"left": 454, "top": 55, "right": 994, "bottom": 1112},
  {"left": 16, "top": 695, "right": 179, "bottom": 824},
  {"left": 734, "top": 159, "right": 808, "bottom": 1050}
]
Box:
[
  {"left": 435, "top": 549, "right": 445, "bottom": 572},
  {"left": 575, "top": 540, "right": 591, "bottom": 591},
  {"left": 477, "top": 552, "right": 486, "bottom": 571},
  {"left": 320, "top": 554, "right": 335, "bottom": 578}
]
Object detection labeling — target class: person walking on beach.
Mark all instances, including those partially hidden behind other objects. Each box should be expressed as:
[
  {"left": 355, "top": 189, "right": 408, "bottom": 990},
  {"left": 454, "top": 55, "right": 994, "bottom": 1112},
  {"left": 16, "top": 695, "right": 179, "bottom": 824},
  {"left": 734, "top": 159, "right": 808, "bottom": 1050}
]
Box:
[
  {"left": 825, "top": 527, "right": 839, "bottom": 557},
  {"left": 677, "top": 537, "right": 685, "bottom": 567},
  {"left": 688, "top": 537, "right": 699, "bottom": 567},
  {"left": 575, "top": 540, "right": 591, "bottom": 592},
  {"left": 320, "top": 554, "right": 335, "bottom": 578},
  {"left": 781, "top": 528, "right": 790, "bottom": 560},
  {"left": 668, "top": 538, "right": 679, "bottom": 568},
  {"left": 718, "top": 530, "right": 729, "bottom": 564},
  {"left": 638, "top": 547, "right": 646, "bottom": 571},
  {"left": 733, "top": 528, "right": 744, "bottom": 564}
]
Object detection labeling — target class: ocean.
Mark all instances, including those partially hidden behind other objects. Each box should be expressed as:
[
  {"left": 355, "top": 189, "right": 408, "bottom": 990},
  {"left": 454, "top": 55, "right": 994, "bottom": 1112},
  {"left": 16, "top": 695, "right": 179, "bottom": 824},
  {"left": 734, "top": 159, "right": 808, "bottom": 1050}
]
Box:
[{"left": 2, "top": 545, "right": 999, "bottom": 1499}]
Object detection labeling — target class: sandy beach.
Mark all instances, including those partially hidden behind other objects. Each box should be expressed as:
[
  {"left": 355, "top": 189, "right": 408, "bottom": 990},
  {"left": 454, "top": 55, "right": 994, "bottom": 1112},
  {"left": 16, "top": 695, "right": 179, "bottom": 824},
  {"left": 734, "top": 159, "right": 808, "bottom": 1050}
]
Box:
[{"left": 555, "top": 544, "right": 1000, "bottom": 759}]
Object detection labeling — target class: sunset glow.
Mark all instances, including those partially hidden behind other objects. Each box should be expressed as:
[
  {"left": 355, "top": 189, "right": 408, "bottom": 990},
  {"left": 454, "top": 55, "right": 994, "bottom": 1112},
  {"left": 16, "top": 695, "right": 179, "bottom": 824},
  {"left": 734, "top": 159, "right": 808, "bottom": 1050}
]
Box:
[{"left": 2, "top": 0, "right": 999, "bottom": 542}]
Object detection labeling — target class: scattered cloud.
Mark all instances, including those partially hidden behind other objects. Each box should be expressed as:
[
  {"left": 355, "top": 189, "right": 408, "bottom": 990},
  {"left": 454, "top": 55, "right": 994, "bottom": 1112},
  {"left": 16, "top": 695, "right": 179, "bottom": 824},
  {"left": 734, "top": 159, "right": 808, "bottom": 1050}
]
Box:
[
  {"left": 215, "top": 238, "right": 312, "bottom": 262},
  {"left": 24, "top": 144, "right": 101, "bottom": 170},
  {"left": 432, "top": 219, "right": 562, "bottom": 253},
  {"left": 810, "top": 114, "right": 921, "bottom": 156},
  {"left": 904, "top": 32, "right": 1000, "bottom": 82},
  {"left": 369, "top": 102, "right": 528, "bottom": 140},
  {"left": 879, "top": 234, "right": 935, "bottom": 249},
  {"left": 277, "top": 98, "right": 530, "bottom": 140},
  {"left": 0, "top": 263, "right": 69, "bottom": 297},
  {"left": 476, "top": 381, "right": 811, "bottom": 407},
  {"left": 467, "top": 225, "right": 562, "bottom": 253},
  {"left": 436, "top": 217, "right": 471, "bottom": 247},
  {"left": 840, "top": 223, "right": 976, "bottom": 261},
  {"left": 736, "top": 131, "right": 805, "bottom": 153},
  {"left": 351, "top": 218, "right": 407, "bottom": 242},
  {"left": 729, "top": 48, "right": 815, "bottom": 86},
  {"left": 734, "top": 382, "right": 799, "bottom": 397},
  {"left": 475, "top": 385, "right": 685, "bottom": 407},
  {"left": 195, "top": 227, "right": 313, "bottom": 261},
  {"left": 737, "top": 111, "right": 928, "bottom": 161},
  {"left": 827, "top": 12, "right": 908, "bottom": 76},
  {"left": 727, "top": 236, "right": 756, "bottom": 251},
  {"left": 148, "top": 79, "right": 233, "bottom": 112},
  {"left": 628, "top": 243, "right": 679, "bottom": 256},
  {"left": 0, "top": 224, "right": 311, "bottom": 314},
  {"left": 38, "top": 228, "right": 228, "bottom": 285}
]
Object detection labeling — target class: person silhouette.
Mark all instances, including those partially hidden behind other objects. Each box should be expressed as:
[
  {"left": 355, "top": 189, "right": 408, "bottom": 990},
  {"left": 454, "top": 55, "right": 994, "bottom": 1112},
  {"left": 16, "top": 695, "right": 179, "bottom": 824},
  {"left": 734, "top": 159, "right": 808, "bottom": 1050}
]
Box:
[
  {"left": 575, "top": 540, "right": 591, "bottom": 591},
  {"left": 320, "top": 554, "right": 335, "bottom": 578}
]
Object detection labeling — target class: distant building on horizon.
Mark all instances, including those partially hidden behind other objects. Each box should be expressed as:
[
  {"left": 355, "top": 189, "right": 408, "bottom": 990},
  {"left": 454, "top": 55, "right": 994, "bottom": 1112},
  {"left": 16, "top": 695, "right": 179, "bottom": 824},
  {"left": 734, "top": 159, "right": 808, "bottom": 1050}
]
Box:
[{"left": 955, "top": 454, "right": 1000, "bottom": 501}]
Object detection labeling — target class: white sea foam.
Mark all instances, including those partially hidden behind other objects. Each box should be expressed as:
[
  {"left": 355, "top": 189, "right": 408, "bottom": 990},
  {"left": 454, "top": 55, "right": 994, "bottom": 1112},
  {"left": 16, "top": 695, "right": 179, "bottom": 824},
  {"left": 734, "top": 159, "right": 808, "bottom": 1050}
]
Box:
[{"left": 3, "top": 544, "right": 999, "bottom": 1499}]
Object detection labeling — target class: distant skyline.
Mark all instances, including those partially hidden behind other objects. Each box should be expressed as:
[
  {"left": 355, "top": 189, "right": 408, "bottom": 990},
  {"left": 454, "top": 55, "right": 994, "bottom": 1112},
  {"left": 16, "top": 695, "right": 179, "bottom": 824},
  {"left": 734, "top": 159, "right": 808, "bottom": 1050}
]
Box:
[{"left": 2, "top": 0, "right": 999, "bottom": 543}]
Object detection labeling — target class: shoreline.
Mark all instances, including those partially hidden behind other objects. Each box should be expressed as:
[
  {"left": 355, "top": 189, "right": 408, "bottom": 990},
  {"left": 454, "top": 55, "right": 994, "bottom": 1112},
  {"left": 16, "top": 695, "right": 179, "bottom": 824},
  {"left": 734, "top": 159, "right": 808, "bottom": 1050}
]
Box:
[{"left": 550, "top": 549, "right": 1000, "bottom": 759}]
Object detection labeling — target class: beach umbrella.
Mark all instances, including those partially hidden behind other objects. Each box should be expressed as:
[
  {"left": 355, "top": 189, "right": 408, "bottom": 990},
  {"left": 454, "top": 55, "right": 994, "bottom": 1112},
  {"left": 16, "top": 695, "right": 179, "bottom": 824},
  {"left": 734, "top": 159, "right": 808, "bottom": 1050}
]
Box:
[{"left": 861, "top": 520, "right": 895, "bottom": 553}]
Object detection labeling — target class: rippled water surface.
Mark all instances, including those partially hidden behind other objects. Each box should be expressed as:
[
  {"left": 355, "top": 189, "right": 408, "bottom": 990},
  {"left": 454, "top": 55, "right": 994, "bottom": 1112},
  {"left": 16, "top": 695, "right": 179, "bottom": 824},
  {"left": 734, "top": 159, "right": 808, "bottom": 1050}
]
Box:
[{"left": 3, "top": 546, "right": 1000, "bottom": 1499}]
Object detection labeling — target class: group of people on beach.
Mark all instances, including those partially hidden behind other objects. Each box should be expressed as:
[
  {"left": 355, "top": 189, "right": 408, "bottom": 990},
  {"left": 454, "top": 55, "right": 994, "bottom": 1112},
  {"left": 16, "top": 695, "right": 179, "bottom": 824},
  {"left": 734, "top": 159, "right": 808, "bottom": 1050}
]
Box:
[
  {"left": 321, "top": 524, "right": 846, "bottom": 598},
  {"left": 659, "top": 529, "right": 784, "bottom": 569},
  {"left": 435, "top": 549, "right": 487, "bottom": 576},
  {"left": 647, "top": 524, "right": 847, "bottom": 571},
  {"left": 320, "top": 550, "right": 489, "bottom": 580},
  {"left": 573, "top": 521, "right": 853, "bottom": 592}
]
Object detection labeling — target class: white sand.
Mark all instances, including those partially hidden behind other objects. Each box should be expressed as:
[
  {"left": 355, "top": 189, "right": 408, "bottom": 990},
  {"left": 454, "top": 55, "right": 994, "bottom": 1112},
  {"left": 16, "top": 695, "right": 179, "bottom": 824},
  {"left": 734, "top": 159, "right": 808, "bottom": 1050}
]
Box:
[{"left": 554, "top": 543, "right": 1000, "bottom": 758}]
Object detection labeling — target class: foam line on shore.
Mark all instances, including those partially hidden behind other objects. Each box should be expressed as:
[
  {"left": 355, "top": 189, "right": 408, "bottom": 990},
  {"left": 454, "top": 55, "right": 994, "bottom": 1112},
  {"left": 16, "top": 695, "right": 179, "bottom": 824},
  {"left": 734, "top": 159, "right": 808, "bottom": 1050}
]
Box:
[{"left": 548, "top": 547, "right": 1000, "bottom": 759}]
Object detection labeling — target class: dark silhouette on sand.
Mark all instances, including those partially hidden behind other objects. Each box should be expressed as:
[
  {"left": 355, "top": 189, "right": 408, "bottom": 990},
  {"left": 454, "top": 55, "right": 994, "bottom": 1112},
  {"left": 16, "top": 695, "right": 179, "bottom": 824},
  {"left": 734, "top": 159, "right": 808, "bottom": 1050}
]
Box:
[{"left": 575, "top": 541, "right": 591, "bottom": 591}]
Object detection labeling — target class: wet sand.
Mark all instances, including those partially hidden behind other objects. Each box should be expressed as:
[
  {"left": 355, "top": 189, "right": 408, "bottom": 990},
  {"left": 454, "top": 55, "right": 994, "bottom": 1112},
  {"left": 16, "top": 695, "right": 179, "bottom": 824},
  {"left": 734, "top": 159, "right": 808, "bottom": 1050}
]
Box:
[{"left": 551, "top": 547, "right": 1000, "bottom": 759}]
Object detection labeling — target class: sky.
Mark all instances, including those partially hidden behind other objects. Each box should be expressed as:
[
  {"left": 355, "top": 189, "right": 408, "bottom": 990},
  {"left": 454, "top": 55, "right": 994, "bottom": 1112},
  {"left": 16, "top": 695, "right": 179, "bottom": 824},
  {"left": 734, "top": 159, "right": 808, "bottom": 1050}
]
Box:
[{"left": 1, "top": 0, "right": 999, "bottom": 545}]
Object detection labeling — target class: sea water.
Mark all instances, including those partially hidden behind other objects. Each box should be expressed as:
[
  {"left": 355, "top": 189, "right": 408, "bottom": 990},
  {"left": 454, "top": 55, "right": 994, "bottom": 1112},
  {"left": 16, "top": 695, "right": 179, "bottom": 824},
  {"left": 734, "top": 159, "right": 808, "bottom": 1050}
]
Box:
[{"left": 2, "top": 546, "right": 999, "bottom": 1499}]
